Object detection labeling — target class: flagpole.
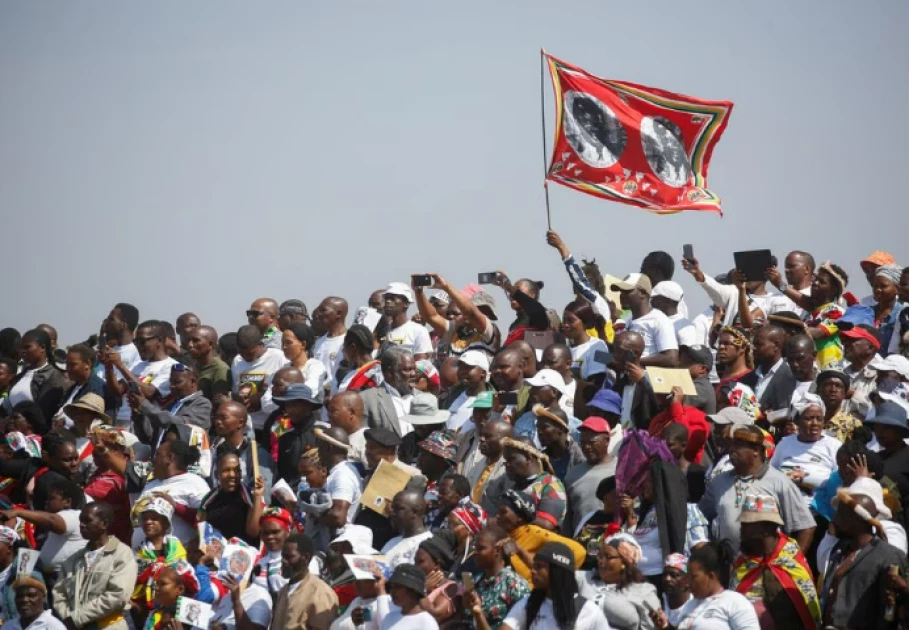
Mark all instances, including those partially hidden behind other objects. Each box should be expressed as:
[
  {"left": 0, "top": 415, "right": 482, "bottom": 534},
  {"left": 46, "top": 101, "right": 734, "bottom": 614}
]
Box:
[{"left": 540, "top": 48, "right": 552, "bottom": 229}]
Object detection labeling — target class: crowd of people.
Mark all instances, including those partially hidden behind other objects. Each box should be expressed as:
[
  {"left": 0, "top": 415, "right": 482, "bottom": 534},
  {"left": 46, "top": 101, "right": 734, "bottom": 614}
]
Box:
[{"left": 0, "top": 231, "right": 908, "bottom": 630}]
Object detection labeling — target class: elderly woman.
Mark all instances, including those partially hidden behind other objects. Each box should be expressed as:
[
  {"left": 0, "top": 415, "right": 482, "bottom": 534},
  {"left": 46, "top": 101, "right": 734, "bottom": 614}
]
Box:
[
  {"left": 576, "top": 533, "right": 660, "bottom": 630},
  {"left": 493, "top": 490, "right": 585, "bottom": 584},
  {"left": 770, "top": 394, "right": 843, "bottom": 510},
  {"left": 253, "top": 507, "right": 295, "bottom": 596},
  {"left": 873, "top": 264, "right": 905, "bottom": 356}
]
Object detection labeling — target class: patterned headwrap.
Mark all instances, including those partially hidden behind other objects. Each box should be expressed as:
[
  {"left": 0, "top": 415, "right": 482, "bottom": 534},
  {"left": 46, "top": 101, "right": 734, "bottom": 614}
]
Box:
[
  {"left": 604, "top": 532, "right": 643, "bottom": 566},
  {"left": 501, "top": 437, "right": 555, "bottom": 474},
  {"left": 0, "top": 526, "right": 20, "bottom": 546},
  {"left": 819, "top": 261, "right": 848, "bottom": 292},
  {"left": 418, "top": 429, "right": 459, "bottom": 463},
  {"left": 499, "top": 490, "right": 537, "bottom": 525},
  {"left": 664, "top": 553, "right": 688, "bottom": 573},
  {"left": 261, "top": 507, "right": 297, "bottom": 531},
  {"left": 450, "top": 497, "right": 487, "bottom": 534},
  {"left": 132, "top": 535, "right": 200, "bottom": 611},
  {"left": 791, "top": 392, "right": 826, "bottom": 419},
  {"left": 876, "top": 264, "right": 904, "bottom": 286},
  {"left": 720, "top": 327, "right": 754, "bottom": 369},
  {"left": 725, "top": 383, "right": 761, "bottom": 421}
]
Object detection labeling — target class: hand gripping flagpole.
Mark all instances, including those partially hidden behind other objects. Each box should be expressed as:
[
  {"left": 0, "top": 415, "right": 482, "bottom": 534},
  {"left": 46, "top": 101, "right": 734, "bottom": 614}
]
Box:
[{"left": 540, "top": 48, "right": 552, "bottom": 229}]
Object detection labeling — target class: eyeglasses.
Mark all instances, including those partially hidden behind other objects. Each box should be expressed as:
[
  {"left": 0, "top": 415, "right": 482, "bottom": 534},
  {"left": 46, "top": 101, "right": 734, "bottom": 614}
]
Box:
[
  {"left": 246, "top": 310, "right": 264, "bottom": 318},
  {"left": 134, "top": 336, "right": 157, "bottom": 345}
]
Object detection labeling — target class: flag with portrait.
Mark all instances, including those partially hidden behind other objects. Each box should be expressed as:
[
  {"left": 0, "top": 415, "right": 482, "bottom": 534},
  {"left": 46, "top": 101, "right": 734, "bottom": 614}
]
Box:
[{"left": 544, "top": 52, "right": 733, "bottom": 215}]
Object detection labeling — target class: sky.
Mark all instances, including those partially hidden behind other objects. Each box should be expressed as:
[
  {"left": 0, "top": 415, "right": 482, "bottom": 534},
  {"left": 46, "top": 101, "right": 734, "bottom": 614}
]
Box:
[{"left": 1, "top": 1, "right": 907, "bottom": 345}]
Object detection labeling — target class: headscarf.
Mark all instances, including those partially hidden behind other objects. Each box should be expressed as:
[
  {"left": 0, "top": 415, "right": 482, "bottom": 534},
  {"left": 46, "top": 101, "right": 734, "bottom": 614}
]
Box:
[
  {"left": 0, "top": 527, "right": 19, "bottom": 546},
  {"left": 664, "top": 553, "right": 688, "bottom": 573},
  {"left": 604, "top": 532, "right": 642, "bottom": 566},
  {"left": 791, "top": 392, "right": 826, "bottom": 419},
  {"left": 499, "top": 490, "right": 537, "bottom": 525},
  {"left": 876, "top": 264, "right": 903, "bottom": 286},
  {"left": 418, "top": 531, "right": 458, "bottom": 570},
  {"left": 260, "top": 507, "right": 297, "bottom": 531},
  {"left": 720, "top": 326, "right": 754, "bottom": 369},
  {"left": 450, "top": 497, "right": 487, "bottom": 534},
  {"left": 132, "top": 536, "right": 199, "bottom": 611}
]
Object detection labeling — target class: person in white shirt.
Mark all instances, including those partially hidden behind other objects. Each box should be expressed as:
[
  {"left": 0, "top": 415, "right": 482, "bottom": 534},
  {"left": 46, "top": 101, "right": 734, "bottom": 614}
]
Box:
[
  {"left": 315, "top": 426, "right": 363, "bottom": 532},
  {"left": 380, "top": 490, "right": 433, "bottom": 569},
  {"left": 5, "top": 574, "right": 66, "bottom": 630},
  {"left": 232, "top": 325, "right": 289, "bottom": 432},
  {"left": 15, "top": 481, "right": 87, "bottom": 574},
  {"left": 94, "top": 303, "right": 142, "bottom": 384},
  {"left": 770, "top": 394, "right": 842, "bottom": 509},
  {"left": 101, "top": 320, "right": 177, "bottom": 428},
  {"left": 499, "top": 541, "right": 610, "bottom": 630},
  {"left": 211, "top": 577, "right": 273, "bottom": 630},
  {"left": 651, "top": 281, "right": 700, "bottom": 347},
  {"left": 561, "top": 301, "right": 609, "bottom": 383},
  {"left": 444, "top": 350, "right": 491, "bottom": 433},
  {"left": 610, "top": 273, "right": 679, "bottom": 366},
  {"left": 373, "top": 563, "right": 440, "bottom": 630},
  {"left": 312, "top": 297, "right": 349, "bottom": 385},
  {"left": 766, "top": 251, "right": 815, "bottom": 319},
  {"left": 539, "top": 344, "right": 578, "bottom": 417},
  {"left": 383, "top": 282, "right": 433, "bottom": 359}
]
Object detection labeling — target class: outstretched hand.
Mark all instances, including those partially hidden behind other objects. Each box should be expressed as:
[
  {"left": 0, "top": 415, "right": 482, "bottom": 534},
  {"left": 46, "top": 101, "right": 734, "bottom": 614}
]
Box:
[{"left": 546, "top": 230, "right": 569, "bottom": 258}]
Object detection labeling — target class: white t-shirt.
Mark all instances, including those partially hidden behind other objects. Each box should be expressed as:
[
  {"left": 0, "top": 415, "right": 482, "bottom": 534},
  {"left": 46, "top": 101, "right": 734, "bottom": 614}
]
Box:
[
  {"left": 503, "top": 595, "right": 611, "bottom": 630},
  {"left": 93, "top": 343, "right": 141, "bottom": 381},
  {"left": 380, "top": 531, "right": 433, "bottom": 569},
  {"left": 4, "top": 609, "right": 67, "bottom": 630},
  {"left": 570, "top": 337, "right": 609, "bottom": 380},
  {"left": 212, "top": 582, "right": 273, "bottom": 630},
  {"left": 675, "top": 590, "right": 759, "bottom": 630},
  {"left": 261, "top": 358, "right": 330, "bottom": 419},
  {"left": 131, "top": 472, "right": 211, "bottom": 547},
  {"left": 629, "top": 310, "right": 678, "bottom": 357},
  {"left": 313, "top": 334, "right": 346, "bottom": 384},
  {"left": 115, "top": 356, "right": 179, "bottom": 423},
  {"left": 8, "top": 368, "right": 37, "bottom": 408},
  {"left": 38, "top": 509, "right": 86, "bottom": 572},
  {"left": 375, "top": 595, "right": 439, "bottom": 630},
  {"left": 232, "top": 348, "right": 289, "bottom": 429},
  {"left": 386, "top": 321, "right": 432, "bottom": 356},
  {"left": 560, "top": 379, "right": 577, "bottom": 417},
  {"left": 631, "top": 508, "right": 663, "bottom": 577},
  {"left": 668, "top": 313, "right": 699, "bottom": 348},
  {"left": 445, "top": 390, "right": 476, "bottom": 433},
  {"left": 326, "top": 461, "right": 363, "bottom": 524},
  {"left": 769, "top": 434, "right": 842, "bottom": 505}
]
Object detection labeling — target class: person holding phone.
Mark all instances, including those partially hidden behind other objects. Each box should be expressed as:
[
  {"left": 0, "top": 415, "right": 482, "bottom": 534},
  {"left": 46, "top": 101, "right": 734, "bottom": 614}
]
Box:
[
  {"left": 609, "top": 275, "right": 679, "bottom": 368},
  {"left": 488, "top": 271, "right": 550, "bottom": 348}
]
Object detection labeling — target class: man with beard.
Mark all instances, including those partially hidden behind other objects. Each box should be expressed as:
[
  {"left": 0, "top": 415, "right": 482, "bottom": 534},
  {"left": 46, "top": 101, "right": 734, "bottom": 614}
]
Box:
[
  {"left": 360, "top": 345, "right": 418, "bottom": 438},
  {"left": 731, "top": 493, "right": 821, "bottom": 628},
  {"left": 269, "top": 534, "right": 338, "bottom": 630},
  {"left": 382, "top": 283, "right": 432, "bottom": 360}
]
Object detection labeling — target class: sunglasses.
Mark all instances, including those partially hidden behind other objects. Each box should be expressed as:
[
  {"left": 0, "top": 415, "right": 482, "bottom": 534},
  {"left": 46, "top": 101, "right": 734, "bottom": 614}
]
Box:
[{"left": 247, "top": 310, "right": 265, "bottom": 318}]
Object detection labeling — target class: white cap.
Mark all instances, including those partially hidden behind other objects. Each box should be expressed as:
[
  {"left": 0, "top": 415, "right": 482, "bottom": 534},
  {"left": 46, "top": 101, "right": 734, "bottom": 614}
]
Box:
[
  {"left": 525, "top": 368, "right": 568, "bottom": 395},
  {"left": 652, "top": 281, "right": 684, "bottom": 303},
  {"left": 458, "top": 350, "right": 490, "bottom": 372},
  {"left": 385, "top": 282, "right": 414, "bottom": 304},
  {"left": 845, "top": 477, "right": 892, "bottom": 520},
  {"left": 871, "top": 354, "right": 909, "bottom": 380}
]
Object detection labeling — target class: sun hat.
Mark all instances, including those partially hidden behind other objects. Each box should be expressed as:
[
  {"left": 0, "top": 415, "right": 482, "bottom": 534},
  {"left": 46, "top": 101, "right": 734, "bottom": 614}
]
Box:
[
  {"left": 864, "top": 401, "right": 909, "bottom": 431},
  {"left": 588, "top": 389, "right": 622, "bottom": 416},
  {"left": 839, "top": 478, "right": 892, "bottom": 520},
  {"left": 64, "top": 393, "right": 111, "bottom": 425},
  {"left": 708, "top": 407, "right": 754, "bottom": 426},
  {"left": 471, "top": 291, "right": 498, "bottom": 321},
  {"left": 610, "top": 273, "right": 653, "bottom": 296},
  {"left": 525, "top": 369, "right": 568, "bottom": 395},
  {"left": 387, "top": 563, "right": 427, "bottom": 596},
  {"left": 738, "top": 493, "right": 784, "bottom": 526},
  {"left": 417, "top": 429, "right": 458, "bottom": 462},
  {"left": 403, "top": 392, "right": 450, "bottom": 426},
  {"left": 274, "top": 383, "right": 322, "bottom": 405},
  {"left": 385, "top": 282, "right": 414, "bottom": 304},
  {"left": 331, "top": 524, "right": 378, "bottom": 555}
]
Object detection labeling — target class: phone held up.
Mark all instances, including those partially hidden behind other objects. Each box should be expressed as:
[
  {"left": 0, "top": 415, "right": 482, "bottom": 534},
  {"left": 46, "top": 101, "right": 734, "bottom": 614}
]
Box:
[
  {"left": 683, "top": 244, "right": 695, "bottom": 263},
  {"left": 412, "top": 274, "right": 432, "bottom": 287},
  {"left": 477, "top": 272, "right": 498, "bottom": 285},
  {"left": 498, "top": 392, "right": 518, "bottom": 406}
]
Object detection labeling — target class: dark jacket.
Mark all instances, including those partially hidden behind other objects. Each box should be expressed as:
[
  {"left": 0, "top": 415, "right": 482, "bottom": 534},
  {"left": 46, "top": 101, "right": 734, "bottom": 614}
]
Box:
[
  {"left": 824, "top": 537, "right": 906, "bottom": 629},
  {"left": 135, "top": 390, "right": 212, "bottom": 444},
  {"left": 4, "top": 364, "right": 69, "bottom": 421},
  {"left": 685, "top": 374, "right": 717, "bottom": 415},
  {"left": 609, "top": 376, "right": 659, "bottom": 431},
  {"left": 756, "top": 361, "right": 797, "bottom": 414},
  {"left": 276, "top": 416, "right": 318, "bottom": 487}
]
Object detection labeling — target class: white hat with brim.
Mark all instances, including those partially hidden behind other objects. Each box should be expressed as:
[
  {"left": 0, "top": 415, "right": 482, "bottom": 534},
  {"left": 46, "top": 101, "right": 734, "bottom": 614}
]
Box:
[
  {"left": 331, "top": 524, "right": 378, "bottom": 555},
  {"left": 832, "top": 478, "right": 892, "bottom": 520},
  {"left": 709, "top": 407, "right": 754, "bottom": 426},
  {"left": 525, "top": 369, "right": 568, "bottom": 396},
  {"left": 385, "top": 282, "right": 414, "bottom": 304},
  {"left": 403, "top": 392, "right": 450, "bottom": 426}
]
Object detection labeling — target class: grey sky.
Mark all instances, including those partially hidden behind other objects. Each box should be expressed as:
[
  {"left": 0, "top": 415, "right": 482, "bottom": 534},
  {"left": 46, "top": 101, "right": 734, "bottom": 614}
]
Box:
[{"left": 2, "top": 1, "right": 906, "bottom": 345}]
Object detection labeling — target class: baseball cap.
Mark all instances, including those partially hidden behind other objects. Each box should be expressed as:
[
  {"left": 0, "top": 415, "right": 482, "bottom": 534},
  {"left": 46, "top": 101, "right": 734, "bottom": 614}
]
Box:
[
  {"left": 651, "top": 281, "right": 684, "bottom": 302},
  {"left": 708, "top": 407, "right": 754, "bottom": 426},
  {"left": 469, "top": 391, "right": 494, "bottom": 409},
  {"left": 385, "top": 282, "right": 414, "bottom": 304},
  {"left": 838, "top": 305, "right": 875, "bottom": 331},
  {"left": 579, "top": 416, "right": 611, "bottom": 433},
  {"left": 610, "top": 273, "right": 653, "bottom": 296},
  {"left": 458, "top": 350, "right": 490, "bottom": 372},
  {"left": 873, "top": 354, "right": 909, "bottom": 380},
  {"left": 525, "top": 369, "right": 568, "bottom": 395},
  {"left": 471, "top": 291, "right": 498, "bottom": 321},
  {"left": 840, "top": 325, "right": 881, "bottom": 350},
  {"left": 588, "top": 389, "right": 622, "bottom": 416},
  {"left": 861, "top": 251, "right": 896, "bottom": 273},
  {"left": 536, "top": 541, "right": 576, "bottom": 571},
  {"left": 680, "top": 345, "right": 714, "bottom": 372}
]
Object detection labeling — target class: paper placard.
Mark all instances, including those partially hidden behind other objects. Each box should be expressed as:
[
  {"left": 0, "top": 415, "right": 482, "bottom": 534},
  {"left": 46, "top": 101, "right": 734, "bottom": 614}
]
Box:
[
  {"left": 645, "top": 367, "right": 697, "bottom": 396},
  {"left": 176, "top": 596, "right": 214, "bottom": 628},
  {"left": 219, "top": 544, "right": 257, "bottom": 586},
  {"left": 197, "top": 522, "right": 226, "bottom": 558},
  {"left": 271, "top": 478, "right": 296, "bottom": 507},
  {"left": 15, "top": 548, "right": 39, "bottom": 577},
  {"left": 361, "top": 459, "right": 413, "bottom": 515},
  {"left": 343, "top": 554, "right": 391, "bottom": 581}
]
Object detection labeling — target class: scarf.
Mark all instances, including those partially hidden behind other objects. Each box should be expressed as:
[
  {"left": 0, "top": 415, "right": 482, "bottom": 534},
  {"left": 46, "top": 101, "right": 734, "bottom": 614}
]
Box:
[
  {"left": 731, "top": 532, "right": 821, "bottom": 628},
  {"left": 133, "top": 536, "right": 199, "bottom": 610},
  {"left": 142, "top": 606, "right": 176, "bottom": 630}
]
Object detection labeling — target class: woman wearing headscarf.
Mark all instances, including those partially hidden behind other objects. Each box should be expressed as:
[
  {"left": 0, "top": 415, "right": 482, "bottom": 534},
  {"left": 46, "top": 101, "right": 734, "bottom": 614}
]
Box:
[
  {"left": 253, "top": 507, "right": 296, "bottom": 596},
  {"left": 196, "top": 449, "right": 265, "bottom": 546},
  {"left": 577, "top": 533, "right": 660, "bottom": 630},
  {"left": 2, "top": 329, "right": 67, "bottom": 421},
  {"left": 497, "top": 541, "right": 610, "bottom": 630},
  {"left": 84, "top": 426, "right": 131, "bottom": 544},
  {"left": 446, "top": 496, "right": 487, "bottom": 575},
  {"left": 493, "top": 490, "right": 586, "bottom": 584},
  {"left": 805, "top": 262, "right": 849, "bottom": 369},
  {"left": 873, "top": 264, "right": 905, "bottom": 356},
  {"left": 130, "top": 497, "right": 199, "bottom": 628}
]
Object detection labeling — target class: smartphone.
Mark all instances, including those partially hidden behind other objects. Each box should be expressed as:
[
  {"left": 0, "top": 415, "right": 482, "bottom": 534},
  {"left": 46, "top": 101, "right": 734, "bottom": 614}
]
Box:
[
  {"left": 478, "top": 272, "right": 498, "bottom": 285},
  {"left": 498, "top": 392, "right": 518, "bottom": 406},
  {"left": 593, "top": 349, "right": 612, "bottom": 366},
  {"left": 462, "top": 572, "right": 475, "bottom": 592},
  {"left": 128, "top": 381, "right": 140, "bottom": 394},
  {"left": 683, "top": 244, "right": 694, "bottom": 263},
  {"left": 412, "top": 274, "right": 432, "bottom": 287},
  {"left": 361, "top": 608, "right": 372, "bottom": 622},
  {"left": 624, "top": 349, "right": 636, "bottom": 363}
]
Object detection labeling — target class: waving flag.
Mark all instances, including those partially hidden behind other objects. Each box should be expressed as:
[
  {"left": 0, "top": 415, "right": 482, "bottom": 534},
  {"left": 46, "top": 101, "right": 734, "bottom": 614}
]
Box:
[{"left": 544, "top": 52, "right": 733, "bottom": 215}]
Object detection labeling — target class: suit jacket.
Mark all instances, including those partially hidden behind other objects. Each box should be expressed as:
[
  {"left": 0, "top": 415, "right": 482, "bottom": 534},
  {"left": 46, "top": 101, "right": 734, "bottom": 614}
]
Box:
[
  {"left": 359, "top": 386, "right": 407, "bottom": 437},
  {"left": 757, "top": 361, "right": 797, "bottom": 413},
  {"left": 135, "top": 390, "right": 212, "bottom": 444},
  {"left": 609, "top": 376, "right": 659, "bottom": 431}
]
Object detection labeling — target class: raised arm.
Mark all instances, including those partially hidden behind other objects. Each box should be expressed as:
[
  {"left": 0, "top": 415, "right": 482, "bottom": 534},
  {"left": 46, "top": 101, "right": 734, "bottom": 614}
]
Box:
[
  {"left": 431, "top": 274, "right": 490, "bottom": 335},
  {"left": 546, "top": 230, "right": 613, "bottom": 319},
  {"left": 413, "top": 276, "right": 449, "bottom": 337}
]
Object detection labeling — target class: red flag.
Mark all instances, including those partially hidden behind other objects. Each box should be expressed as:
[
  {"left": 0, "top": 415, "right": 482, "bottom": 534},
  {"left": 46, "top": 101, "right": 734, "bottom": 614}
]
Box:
[{"left": 544, "top": 52, "right": 733, "bottom": 215}]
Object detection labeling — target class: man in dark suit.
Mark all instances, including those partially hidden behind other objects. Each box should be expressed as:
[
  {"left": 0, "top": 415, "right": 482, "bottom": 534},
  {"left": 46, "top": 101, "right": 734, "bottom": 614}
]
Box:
[
  {"left": 753, "top": 324, "right": 797, "bottom": 415},
  {"left": 359, "top": 345, "right": 417, "bottom": 438}
]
